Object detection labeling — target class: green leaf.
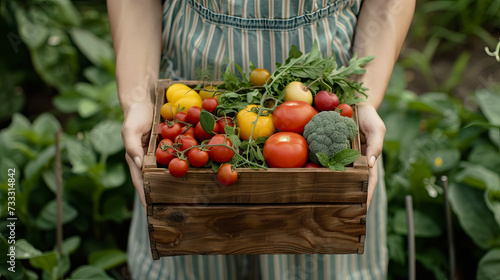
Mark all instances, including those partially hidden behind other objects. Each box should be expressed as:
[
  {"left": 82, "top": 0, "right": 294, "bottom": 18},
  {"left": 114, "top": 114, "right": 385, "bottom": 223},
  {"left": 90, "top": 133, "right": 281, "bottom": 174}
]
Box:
[
  {"left": 84, "top": 67, "right": 114, "bottom": 86},
  {"left": 75, "top": 82, "right": 100, "bottom": 100},
  {"left": 476, "top": 88, "right": 500, "bottom": 126},
  {"left": 316, "top": 153, "right": 330, "bottom": 167},
  {"left": 332, "top": 149, "right": 361, "bottom": 166},
  {"left": 101, "top": 163, "right": 126, "bottom": 189},
  {"left": 477, "top": 248, "right": 500, "bottom": 280},
  {"left": 455, "top": 162, "right": 500, "bottom": 191},
  {"left": 69, "top": 28, "right": 114, "bottom": 66},
  {"left": 36, "top": 200, "right": 78, "bottom": 230},
  {"left": 387, "top": 234, "right": 406, "bottom": 264},
  {"left": 88, "top": 120, "right": 124, "bottom": 156},
  {"left": 53, "top": 92, "right": 81, "bottom": 113},
  {"left": 67, "top": 138, "right": 96, "bottom": 174},
  {"left": 42, "top": 170, "right": 57, "bottom": 193},
  {"left": 49, "top": 0, "right": 82, "bottom": 26},
  {"left": 285, "top": 45, "right": 303, "bottom": 64},
  {"left": 15, "top": 239, "right": 42, "bottom": 259},
  {"left": 199, "top": 111, "right": 216, "bottom": 135},
  {"left": 485, "top": 189, "right": 500, "bottom": 227},
  {"left": 29, "top": 251, "right": 57, "bottom": 272},
  {"left": 53, "top": 254, "right": 70, "bottom": 280},
  {"left": 415, "top": 248, "right": 448, "bottom": 280},
  {"left": 69, "top": 265, "right": 113, "bottom": 280},
  {"left": 61, "top": 236, "right": 81, "bottom": 255},
  {"left": 448, "top": 183, "right": 500, "bottom": 249},
  {"left": 100, "top": 196, "right": 132, "bottom": 223},
  {"left": 428, "top": 148, "right": 461, "bottom": 173},
  {"left": 211, "top": 162, "right": 220, "bottom": 172},
  {"left": 24, "top": 145, "right": 56, "bottom": 179},
  {"left": 392, "top": 209, "right": 442, "bottom": 237},
  {"left": 89, "top": 249, "right": 127, "bottom": 271},
  {"left": 33, "top": 113, "right": 61, "bottom": 142},
  {"left": 78, "top": 98, "right": 102, "bottom": 118}
]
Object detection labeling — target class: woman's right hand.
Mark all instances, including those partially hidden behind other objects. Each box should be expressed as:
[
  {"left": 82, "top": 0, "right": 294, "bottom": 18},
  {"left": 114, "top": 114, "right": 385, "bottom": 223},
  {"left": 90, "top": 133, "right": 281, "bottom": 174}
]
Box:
[{"left": 122, "top": 102, "right": 154, "bottom": 210}]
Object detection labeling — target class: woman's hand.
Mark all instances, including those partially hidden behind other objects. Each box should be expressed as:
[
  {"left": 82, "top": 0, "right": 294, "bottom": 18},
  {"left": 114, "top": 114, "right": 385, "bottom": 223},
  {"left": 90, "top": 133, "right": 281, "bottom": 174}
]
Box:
[
  {"left": 356, "top": 102, "right": 386, "bottom": 209},
  {"left": 122, "top": 102, "right": 154, "bottom": 210}
]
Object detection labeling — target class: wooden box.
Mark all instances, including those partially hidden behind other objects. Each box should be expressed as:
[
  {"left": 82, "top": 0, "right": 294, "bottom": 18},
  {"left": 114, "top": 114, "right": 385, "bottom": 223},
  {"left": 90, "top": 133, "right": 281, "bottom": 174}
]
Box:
[{"left": 143, "top": 79, "right": 369, "bottom": 259}]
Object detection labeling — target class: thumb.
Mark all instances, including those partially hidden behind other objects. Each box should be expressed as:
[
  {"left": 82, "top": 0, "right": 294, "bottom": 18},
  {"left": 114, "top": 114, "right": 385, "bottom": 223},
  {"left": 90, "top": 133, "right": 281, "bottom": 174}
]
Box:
[
  {"left": 364, "top": 122, "right": 386, "bottom": 168},
  {"left": 122, "top": 126, "right": 146, "bottom": 169}
]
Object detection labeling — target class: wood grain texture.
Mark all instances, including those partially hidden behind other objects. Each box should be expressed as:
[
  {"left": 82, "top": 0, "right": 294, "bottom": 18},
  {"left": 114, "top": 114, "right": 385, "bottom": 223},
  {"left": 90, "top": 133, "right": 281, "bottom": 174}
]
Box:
[
  {"left": 144, "top": 168, "right": 368, "bottom": 204},
  {"left": 148, "top": 204, "right": 366, "bottom": 257}
]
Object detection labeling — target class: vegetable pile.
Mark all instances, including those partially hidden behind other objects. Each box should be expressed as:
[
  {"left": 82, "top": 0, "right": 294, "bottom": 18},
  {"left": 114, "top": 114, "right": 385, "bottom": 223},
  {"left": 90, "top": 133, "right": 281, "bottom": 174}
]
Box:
[{"left": 155, "top": 43, "right": 374, "bottom": 185}]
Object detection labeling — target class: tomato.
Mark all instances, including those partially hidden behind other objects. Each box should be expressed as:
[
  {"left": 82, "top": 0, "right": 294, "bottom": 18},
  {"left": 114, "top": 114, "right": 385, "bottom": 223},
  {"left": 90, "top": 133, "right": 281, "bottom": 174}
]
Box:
[
  {"left": 161, "top": 122, "right": 182, "bottom": 141},
  {"left": 175, "top": 111, "right": 189, "bottom": 123},
  {"left": 158, "top": 138, "right": 173, "bottom": 148},
  {"left": 168, "top": 158, "right": 189, "bottom": 177},
  {"left": 249, "top": 68, "right": 271, "bottom": 86},
  {"left": 157, "top": 121, "right": 166, "bottom": 139},
  {"left": 160, "top": 102, "right": 177, "bottom": 121},
  {"left": 199, "top": 85, "right": 220, "bottom": 100},
  {"left": 207, "top": 135, "right": 235, "bottom": 163},
  {"left": 337, "top": 103, "right": 353, "bottom": 118},
  {"left": 169, "top": 88, "right": 198, "bottom": 104},
  {"left": 188, "top": 147, "right": 209, "bottom": 167},
  {"left": 187, "top": 106, "right": 202, "bottom": 124},
  {"left": 156, "top": 146, "right": 176, "bottom": 166},
  {"left": 217, "top": 117, "right": 234, "bottom": 134},
  {"left": 195, "top": 121, "right": 219, "bottom": 141},
  {"left": 217, "top": 163, "right": 238, "bottom": 186},
  {"left": 263, "top": 132, "right": 308, "bottom": 168},
  {"left": 181, "top": 126, "right": 196, "bottom": 138},
  {"left": 237, "top": 105, "right": 275, "bottom": 140},
  {"left": 303, "top": 162, "right": 322, "bottom": 168},
  {"left": 166, "top": 83, "right": 192, "bottom": 103},
  {"left": 272, "top": 101, "right": 317, "bottom": 134},
  {"left": 175, "top": 135, "right": 198, "bottom": 151},
  {"left": 202, "top": 98, "right": 219, "bottom": 113},
  {"left": 175, "top": 95, "right": 202, "bottom": 113}
]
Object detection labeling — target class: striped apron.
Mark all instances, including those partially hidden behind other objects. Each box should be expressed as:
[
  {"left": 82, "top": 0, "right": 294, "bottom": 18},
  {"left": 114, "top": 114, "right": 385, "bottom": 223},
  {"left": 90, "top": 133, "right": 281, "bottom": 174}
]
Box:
[{"left": 127, "top": 1, "right": 388, "bottom": 279}]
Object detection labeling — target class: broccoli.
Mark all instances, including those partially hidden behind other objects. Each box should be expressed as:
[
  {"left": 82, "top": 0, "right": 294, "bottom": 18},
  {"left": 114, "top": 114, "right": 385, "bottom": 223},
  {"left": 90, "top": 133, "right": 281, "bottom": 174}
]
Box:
[{"left": 303, "top": 111, "right": 358, "bottom": 164}]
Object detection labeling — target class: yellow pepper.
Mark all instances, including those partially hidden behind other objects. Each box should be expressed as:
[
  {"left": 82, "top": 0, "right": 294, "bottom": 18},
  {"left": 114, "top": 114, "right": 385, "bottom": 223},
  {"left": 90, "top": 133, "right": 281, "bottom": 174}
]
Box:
[{"left": 237, "top": 105, "right": 275, "bottom": 140}]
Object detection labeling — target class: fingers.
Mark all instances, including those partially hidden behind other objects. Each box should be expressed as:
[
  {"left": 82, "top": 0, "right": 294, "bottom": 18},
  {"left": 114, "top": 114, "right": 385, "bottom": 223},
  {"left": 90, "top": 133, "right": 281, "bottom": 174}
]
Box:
[
  {"left": 358, "top": 104, "right": 386, "bottom": 168},
  {"left": 122, "top": 122, "right": 146, "bottom": 170},
  {"left": 366, "top": 158, "right": 378, "bottom": 210},
  {"left": 126, "top": 153, "right": 147, "bottom": 210}
]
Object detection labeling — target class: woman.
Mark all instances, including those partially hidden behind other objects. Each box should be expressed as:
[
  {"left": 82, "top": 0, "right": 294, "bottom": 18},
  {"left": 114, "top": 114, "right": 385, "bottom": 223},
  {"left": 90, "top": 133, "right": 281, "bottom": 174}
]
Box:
[{"left": 107, "top": 0, "right": 415, "bottom": 279}]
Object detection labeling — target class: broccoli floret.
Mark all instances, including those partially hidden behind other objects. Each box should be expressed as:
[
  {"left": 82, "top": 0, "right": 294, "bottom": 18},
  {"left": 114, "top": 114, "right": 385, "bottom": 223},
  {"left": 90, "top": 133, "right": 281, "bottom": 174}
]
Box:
[{"left": 303, "top": 111, "right": 358, "bottom": 164}]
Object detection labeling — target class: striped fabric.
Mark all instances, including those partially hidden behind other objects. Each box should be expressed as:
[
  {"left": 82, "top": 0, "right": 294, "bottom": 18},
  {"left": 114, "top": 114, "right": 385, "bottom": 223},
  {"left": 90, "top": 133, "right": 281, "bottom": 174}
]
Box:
[{"left": 127, "top": 0, "right": 388, "bottom": 279}]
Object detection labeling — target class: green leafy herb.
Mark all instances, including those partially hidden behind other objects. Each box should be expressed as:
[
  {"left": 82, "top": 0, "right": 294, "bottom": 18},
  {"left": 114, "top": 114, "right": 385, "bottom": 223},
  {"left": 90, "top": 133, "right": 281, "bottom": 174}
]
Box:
[{"left": 316, "top": 149, "right": 361, "bottom": 171}]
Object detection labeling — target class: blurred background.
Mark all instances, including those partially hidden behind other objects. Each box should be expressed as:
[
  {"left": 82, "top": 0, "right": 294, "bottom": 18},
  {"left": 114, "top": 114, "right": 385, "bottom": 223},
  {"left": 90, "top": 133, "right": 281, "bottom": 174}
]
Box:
[{"left": 0, "top": 0, "right": 499, "bottom": 279}]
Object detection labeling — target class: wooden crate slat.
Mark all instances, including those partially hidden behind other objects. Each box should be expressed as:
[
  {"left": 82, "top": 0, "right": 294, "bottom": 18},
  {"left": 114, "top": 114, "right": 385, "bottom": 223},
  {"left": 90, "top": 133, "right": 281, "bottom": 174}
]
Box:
[
  {"left": 144, "top": 168, "right": 368, "bottom": 204},
  {"left": 148, "top": 204, "right": 366, "bottom": 257}
]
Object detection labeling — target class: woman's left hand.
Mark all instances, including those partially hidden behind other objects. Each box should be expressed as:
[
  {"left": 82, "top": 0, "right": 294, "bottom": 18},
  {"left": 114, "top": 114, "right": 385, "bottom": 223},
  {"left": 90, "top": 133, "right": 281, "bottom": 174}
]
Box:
[{"left": 356, "top": 102, "right": 386, "bottom": 209}]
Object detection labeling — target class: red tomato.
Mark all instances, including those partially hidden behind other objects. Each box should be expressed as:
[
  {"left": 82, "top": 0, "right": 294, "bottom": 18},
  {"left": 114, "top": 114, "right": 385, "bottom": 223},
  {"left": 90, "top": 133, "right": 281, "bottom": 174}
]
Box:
[
  {"left": 187, "top": 106, "right": 202, "bottom": 124},
  {"left": 168, "top": 158, "right": 189, "bottom": 177},
  {"left": 217, "top": 163, "right": 238, "bottom": 186},
  {"left": 217, "top": 117, "right": 234, "bottom": 134},
  {"left": 337, "top": 103, "right": 353, "bottom": 118},
  {"left": 188, "top": 147, "right": 209, "bottom": 167},
  {"left": 263, "top": 132, "right": 308, "bottom": 168},
  {"left": 202, "top": 98, "right": 219, "bottom": 113},
  {"left": 158, "top": 138, "right": 173, "bottom": 148},
  {"left": 303, "top": 162, "right": 322, "bottom": 168},
  {"left": 207, "top": 135, "right": 235, "bottom": 163},
  {"left": 156, "top": 146, "right": 176, "bottom": 166},
  {"left": 161, "top": 122, "right": 182, "bottom": 141},
  {"left": 272, "top": 101, "right": 317, "bottom": 134},
  {"left": 181, "top": 126, "right": 196, "bottom": 139},
  {"left": 175, "top": 111, "right": 189, "bottom": 123},
  {"left": 195, "top": 121, "right": 219, "bottom": 141},
  {"left": 175, "top": 135, "right": 198, "bottom": 151},
  {"left": 157, "top": 122, "right": 166, "bottom": 139}
]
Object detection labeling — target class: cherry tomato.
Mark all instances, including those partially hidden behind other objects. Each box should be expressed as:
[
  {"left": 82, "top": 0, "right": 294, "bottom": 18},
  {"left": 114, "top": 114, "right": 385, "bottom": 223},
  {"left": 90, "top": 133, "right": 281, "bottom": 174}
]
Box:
[
  {"left": 272, "top": 101, "right": 317, "bottom": 134},
  {"left": 175, "top": 135, "right": 198, "bottom": 151},
  {"left": 337, "top": 103, "right": 353, "bottom": 118},
  {"left": 187, "top": 106, "right": 202, "bottom": 124},
  {"left": 181, "top": 126, "right": 196, "bottom": 139},
  {"left": 168, "top": 158, "right": 189, "bottom": 177},
  {"left": 161, "top": 122, "right": 182, "bottom": 141},
  {"left": 207, "top": 135, "right": 235, "bottom": 163},
  {"left": 157, "top": 121, "right": 166, "bottom": 139},
  {"left": 303, "top": 162, "right": 322, "bottom": 168},
  {"left": 156, "top": 146, "right": 176, "bottom": 166},
  {"left": 202, "top": 98, "right": 219, "bottom": 113},
  {"left": 263, "top": 132, "right": 308, "bottom": 168},
  {"left": 217, "top": 117, "right": 234, "bottom": 134},
  {"left": 217, "top": 163, "right": 238, "bottom": 186},
  {"left": 188, "top": 147, "right": 209, "bottom": 167},
  {"left": 195, "top": 121, "right": 219, "bottom": 141},
  {"left": 249, "top": 68, "right": 271, "bottom": 86},
  {"left": 158, "top": 138, "right": 173, "bottom": 148},
  {"left": 175, "top": 111, "right": 189, "bottom": 123}
]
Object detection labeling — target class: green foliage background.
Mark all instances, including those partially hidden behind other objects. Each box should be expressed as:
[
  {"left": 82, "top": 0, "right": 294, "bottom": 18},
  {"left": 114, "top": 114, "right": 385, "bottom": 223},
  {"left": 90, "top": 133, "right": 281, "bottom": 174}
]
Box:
[{"left": 0, "top": 0, "right": 499, "bottom": 279}]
